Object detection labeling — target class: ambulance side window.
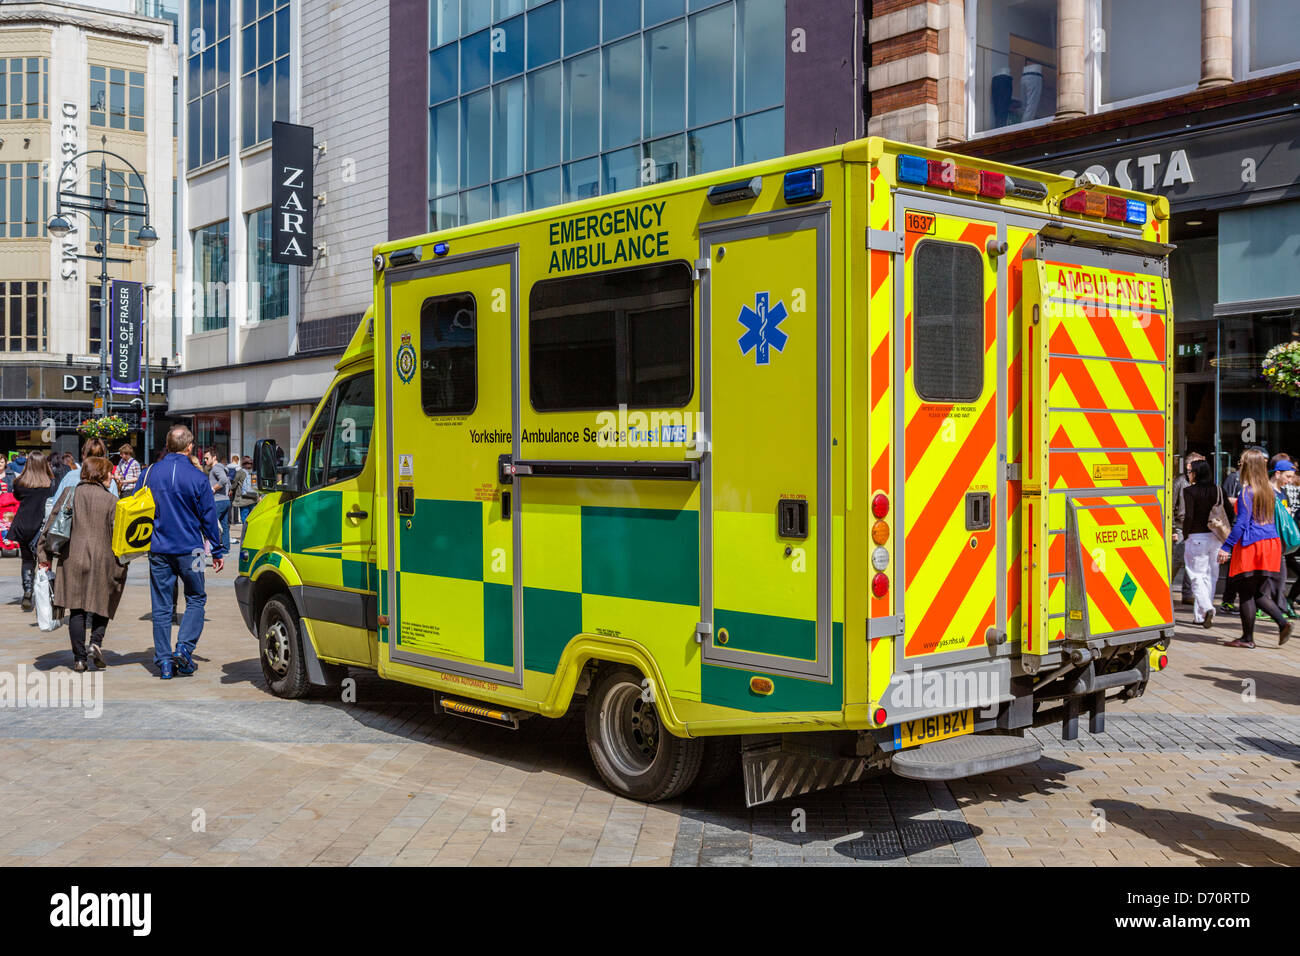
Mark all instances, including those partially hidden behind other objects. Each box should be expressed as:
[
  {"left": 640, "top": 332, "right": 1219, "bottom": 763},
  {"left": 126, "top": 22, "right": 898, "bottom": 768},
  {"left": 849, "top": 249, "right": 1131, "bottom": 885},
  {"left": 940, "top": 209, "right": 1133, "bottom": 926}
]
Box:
[
  {"left": 421, "top": 293, "right": 477, "bottom": 416},
  {"left": 528, "top": 261, "right": 693, "bottom": 411},
  {"left": 912, "top": 240, "right": 984, "bottom": 403},
  {"left": 302, "top": 404, "right": 331, "bottom": 490},
  {"left": 328, "top": 373, "right": 375, "bottom": 482}
]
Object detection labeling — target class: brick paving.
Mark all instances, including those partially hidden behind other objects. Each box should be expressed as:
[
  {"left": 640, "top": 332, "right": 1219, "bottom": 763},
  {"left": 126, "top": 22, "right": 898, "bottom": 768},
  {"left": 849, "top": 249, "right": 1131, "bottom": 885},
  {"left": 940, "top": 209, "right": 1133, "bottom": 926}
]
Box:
[{"left": 1, "top": 547, "right": 1298, "bottom": 867}]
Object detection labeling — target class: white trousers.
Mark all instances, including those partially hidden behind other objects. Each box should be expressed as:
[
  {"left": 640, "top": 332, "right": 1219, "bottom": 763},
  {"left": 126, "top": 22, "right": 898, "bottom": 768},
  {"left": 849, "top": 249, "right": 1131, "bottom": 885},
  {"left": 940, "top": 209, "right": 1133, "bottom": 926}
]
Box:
[{"left": 1184, "top": 532, "right": 1222, "bottom": 622}]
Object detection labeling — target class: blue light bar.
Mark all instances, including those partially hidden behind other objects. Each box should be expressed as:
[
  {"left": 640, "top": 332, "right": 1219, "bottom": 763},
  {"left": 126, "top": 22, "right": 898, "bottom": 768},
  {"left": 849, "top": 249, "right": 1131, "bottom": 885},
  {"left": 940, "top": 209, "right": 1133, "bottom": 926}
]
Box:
[
  {"left": 433, "top": 241, "right": 450, "bottom": 256},
  {"left": 1124, "top": 200, "right": 1147, "bottom": 225},
  {"left": 783, "top": 166, "right": 823, "bottom": 204},
  {"left": 897, "top": 154, "right": 929, "bottom": 185}
]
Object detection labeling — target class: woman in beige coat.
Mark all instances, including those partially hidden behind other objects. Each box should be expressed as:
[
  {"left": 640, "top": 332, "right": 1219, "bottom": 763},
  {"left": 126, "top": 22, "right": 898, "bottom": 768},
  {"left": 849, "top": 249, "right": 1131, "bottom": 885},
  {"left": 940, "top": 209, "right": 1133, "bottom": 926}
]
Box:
[{"left": 36, "top": 456, "right": 128, "bottom": 672}]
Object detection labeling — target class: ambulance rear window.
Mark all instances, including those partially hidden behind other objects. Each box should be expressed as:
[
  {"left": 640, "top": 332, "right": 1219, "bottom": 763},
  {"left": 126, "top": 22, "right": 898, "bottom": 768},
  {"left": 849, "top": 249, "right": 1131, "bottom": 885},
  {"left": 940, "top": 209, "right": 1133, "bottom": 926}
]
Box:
[
  {"left": 528, "top": 261, "right": 693, "bottom": 411},
  {"left": 913, "top": 240, "right": 984, "bottom": 403}
]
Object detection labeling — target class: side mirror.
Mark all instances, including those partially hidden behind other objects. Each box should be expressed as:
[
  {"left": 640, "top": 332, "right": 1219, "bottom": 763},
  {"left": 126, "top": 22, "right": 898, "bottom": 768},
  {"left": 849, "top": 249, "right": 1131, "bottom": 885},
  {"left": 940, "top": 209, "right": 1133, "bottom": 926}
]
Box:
[{"left": 254, "top": 439, "right": 281, "bottom": 491}]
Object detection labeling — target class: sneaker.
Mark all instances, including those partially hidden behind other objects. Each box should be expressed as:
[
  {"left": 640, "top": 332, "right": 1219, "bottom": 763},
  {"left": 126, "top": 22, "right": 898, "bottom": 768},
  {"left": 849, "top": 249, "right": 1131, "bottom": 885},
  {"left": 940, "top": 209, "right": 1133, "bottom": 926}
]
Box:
[
  {"left": 1220, "top": 602, "right": 1237, "bottom": 613},
  {"left": 1202, "top": 609, "right": 1215, "bottom": 629},
  {"left": 88, "top": 643, "right": 106, "bottom": 669},
  {"left": 72, "top": 660, "right": 87, "bottom": 673},
  {"left": 1282, "top": 622, "right": 1293, "bottom": 647},
  {"left": 20, "top": 590, "right": 32, "bottom": 612},
  {"left": 1257, "top": 610, "right": 1270, "bottom": 620},
  {"left": 173, "top": 651, "right": 197, "bottom": 676},
  {"left": 158, "top": 659, "right": 174, "bottom": 680}
]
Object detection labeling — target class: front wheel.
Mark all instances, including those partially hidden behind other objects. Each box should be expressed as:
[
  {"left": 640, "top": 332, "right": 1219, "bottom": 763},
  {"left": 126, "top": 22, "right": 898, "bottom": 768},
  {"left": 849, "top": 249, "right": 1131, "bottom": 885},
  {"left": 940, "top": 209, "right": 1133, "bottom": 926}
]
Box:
[
  {"left": 258, "top": 594, "right": 310, "bottom": 699},
  {"left": 584, "top": 665, "right": 703, "bottom": 802}
]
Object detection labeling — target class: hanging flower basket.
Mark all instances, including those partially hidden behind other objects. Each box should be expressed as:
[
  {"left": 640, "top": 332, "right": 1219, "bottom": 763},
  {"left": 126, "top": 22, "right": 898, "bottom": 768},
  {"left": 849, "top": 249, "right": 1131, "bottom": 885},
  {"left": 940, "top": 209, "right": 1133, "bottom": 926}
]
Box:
[
  {"left": 78, "top": 415, "right": 131, "bottom": 441},
  {"left": 1262, "top": 342, "right": 1300, "bottom": 399}
]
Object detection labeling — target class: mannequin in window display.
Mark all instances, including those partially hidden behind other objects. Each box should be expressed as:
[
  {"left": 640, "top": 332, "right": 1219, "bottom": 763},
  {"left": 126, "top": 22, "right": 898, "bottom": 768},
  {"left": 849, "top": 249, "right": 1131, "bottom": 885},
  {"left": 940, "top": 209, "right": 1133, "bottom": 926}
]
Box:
[
  {"left": 1021, "top": 62, "right": 1043, "bottom": 122},
  {"left": 991, "top": 67, "right": 1013, "bottom": 127}
]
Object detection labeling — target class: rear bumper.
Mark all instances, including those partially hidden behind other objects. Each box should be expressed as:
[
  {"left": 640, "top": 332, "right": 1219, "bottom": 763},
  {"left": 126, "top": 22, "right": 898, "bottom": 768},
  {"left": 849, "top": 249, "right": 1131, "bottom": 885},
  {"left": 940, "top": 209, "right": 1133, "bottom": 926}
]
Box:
[{"left": 235, "top": 575, "right": 254, "bottom": 632}]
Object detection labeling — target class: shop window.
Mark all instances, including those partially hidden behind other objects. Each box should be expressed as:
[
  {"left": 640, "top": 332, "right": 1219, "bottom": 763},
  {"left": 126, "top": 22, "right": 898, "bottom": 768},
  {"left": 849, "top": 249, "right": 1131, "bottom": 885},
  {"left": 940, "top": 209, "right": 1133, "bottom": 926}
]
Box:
[
  {"left": 913, "top": 241, "right": 984, "bottom": 403},
  {"left": 421, "top": 293, "right": 478, "bottom": 416},
  {"left": 1, "top": 280, "right": 47, "bottom": 352},
  {"left": 90, "top": 66, "right": 145, "bottom": 131},
  {"left": 971, "top": 0, "right": 1057, "bottom": 133},
  {"left": 529, "top": 261, "right": 693, "bottom": 411},
  {"left": 193, "top": 220, "right": 230, "bottom": 331},
  {"left": 1096, "top": 0, "right": 1199, "bottom": 106},
  {"left": 248, "top": 207, "right": 289, "bottom": 322}
]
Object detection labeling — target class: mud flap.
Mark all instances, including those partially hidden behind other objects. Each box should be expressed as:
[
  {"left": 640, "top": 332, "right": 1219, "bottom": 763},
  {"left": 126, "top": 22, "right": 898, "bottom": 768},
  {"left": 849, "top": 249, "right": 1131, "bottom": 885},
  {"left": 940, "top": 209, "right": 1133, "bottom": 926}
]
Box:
[{"left": 740, "top": 734, "right": 890, "bottom": 807}]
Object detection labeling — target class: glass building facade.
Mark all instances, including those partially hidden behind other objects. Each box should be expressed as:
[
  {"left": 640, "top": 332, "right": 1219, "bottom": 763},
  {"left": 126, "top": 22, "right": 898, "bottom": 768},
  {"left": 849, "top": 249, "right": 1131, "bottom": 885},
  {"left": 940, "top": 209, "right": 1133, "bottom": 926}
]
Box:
[{"left": 428, "top": 0, "right": 787, "bottom": 229}]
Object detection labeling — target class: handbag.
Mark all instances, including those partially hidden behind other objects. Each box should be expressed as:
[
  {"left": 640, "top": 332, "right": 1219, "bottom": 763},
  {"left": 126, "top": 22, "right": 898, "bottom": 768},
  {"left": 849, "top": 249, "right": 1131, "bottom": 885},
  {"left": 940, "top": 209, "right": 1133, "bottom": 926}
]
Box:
[
  {"left": 42, "top": 487, "right": 77, "bottom": 556},
  {"left": 1207, "top": 488, "right": 1231, "bottom": 542},
  {"left": 113, "top": 465, "right": 156, "bottom": 561},
  {"left": 1275, "top": 495, "right": 1300, "bottom": 556}
]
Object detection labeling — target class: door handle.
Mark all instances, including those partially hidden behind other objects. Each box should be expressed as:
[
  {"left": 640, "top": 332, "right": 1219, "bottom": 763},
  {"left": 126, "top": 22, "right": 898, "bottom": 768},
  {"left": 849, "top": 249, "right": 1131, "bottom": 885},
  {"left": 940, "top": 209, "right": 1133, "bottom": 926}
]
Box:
[{"left": 347, "top": 509, "right": 369, "bottom": 520}]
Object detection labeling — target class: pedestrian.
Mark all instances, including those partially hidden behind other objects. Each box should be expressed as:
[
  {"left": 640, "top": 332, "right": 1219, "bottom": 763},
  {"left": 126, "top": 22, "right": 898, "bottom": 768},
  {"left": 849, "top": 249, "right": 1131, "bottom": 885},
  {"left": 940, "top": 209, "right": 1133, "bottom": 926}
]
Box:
[
  {"left": 1218, "top": 448, "right": 1292, "bottom": 648},
  {"left": 202, "top": 449, "right": 231, "bottom": 555},
  {"left": 52, "top": 438, "right": 119, "bottom": 503},
  {"left": 1182, "top": 458, "right": 1222, "bottom": 628},
  {"left": 1171, "top": 452, "right": 1204, "bottom": 606},
  {"left": 1218, "top": 446, "right": 1266, "bottom": 613},
  {"left": 1269, "top": 457, "right": 1297, "bottom": 617},
  {"left": 142, "top": 426, "right": 225, "bottom": 679},
  {"left": 113, "top": 443, "right": 141, "bottom": 495},
  {"left": 10, "top": 451, "right": 56, "bottom": 611},
  {"left": 50, "top": 452, "right": 70, "bottom": 486},
  {"left": 35, "top": 456, "right": 128, "bottom": 672},
  {"left": 227, "top": 454, "right": 246, "bottom": 524},
  {"left": 231, "top": 456, "right": 259, "bottom": 525}
]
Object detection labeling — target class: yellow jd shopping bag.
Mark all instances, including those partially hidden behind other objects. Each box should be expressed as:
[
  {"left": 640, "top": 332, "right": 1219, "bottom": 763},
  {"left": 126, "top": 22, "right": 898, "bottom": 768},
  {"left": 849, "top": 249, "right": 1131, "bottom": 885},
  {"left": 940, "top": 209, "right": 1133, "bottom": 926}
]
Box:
[{"left": 113, "top": 473, "right": 156, "bottom": 561}]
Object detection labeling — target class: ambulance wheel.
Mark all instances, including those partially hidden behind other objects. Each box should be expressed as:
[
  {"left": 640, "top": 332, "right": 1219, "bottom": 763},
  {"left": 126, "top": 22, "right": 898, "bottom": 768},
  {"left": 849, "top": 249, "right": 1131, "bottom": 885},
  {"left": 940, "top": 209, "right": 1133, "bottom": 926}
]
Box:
[
  {"left": 692, "top": 736, "right": 740, "bottom": 792},
  {"left": 259, "top": 594, "right": 310, "bottom": 699},
  {"left": 585, "top": 665, "right": 703, "bottom": 802}
]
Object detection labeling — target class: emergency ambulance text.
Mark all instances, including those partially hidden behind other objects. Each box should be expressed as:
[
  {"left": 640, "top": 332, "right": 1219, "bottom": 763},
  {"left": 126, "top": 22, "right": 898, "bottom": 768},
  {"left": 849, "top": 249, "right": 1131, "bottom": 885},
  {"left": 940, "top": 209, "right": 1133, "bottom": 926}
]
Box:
[{"left": 547, "top": 201, "right": 669, "bottom": 274}]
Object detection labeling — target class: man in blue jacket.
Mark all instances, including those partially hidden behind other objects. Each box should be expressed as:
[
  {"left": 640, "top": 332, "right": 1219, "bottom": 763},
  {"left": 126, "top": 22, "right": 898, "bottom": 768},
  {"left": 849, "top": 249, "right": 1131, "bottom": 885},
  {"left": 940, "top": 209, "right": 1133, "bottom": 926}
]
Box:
[{"left": 142, "top": 425, "right": 225, "bottom": 679}]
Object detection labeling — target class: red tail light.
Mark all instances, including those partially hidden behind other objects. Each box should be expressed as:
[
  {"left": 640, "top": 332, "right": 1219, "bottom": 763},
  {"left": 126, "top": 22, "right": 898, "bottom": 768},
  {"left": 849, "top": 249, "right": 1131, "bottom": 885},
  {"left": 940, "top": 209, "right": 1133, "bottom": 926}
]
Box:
[
  {"left": 1105, "top": 195, "right": 1128, "bottom": 221},
  {"left": 872, "top": 493, "right": 889, "bottom": 518},
  {"left": 871, "top": 573, "right": 889, "bottom": 598},
  {"left": 978, "top": 171, "right": 1006, "bottom": 198},
  {"left": 1062, "top": 191, "right": 1088, "bottom": 214},
  {"left": 873, "top": 707, "right": 888, "bottom": 725}
]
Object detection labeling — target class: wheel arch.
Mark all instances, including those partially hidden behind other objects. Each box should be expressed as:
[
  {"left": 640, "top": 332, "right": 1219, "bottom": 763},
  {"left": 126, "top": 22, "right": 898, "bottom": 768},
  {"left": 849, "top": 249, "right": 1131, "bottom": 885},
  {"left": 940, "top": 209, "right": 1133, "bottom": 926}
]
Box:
[{"left": 542, "top": 636, "right": 692, "bottom": 739}]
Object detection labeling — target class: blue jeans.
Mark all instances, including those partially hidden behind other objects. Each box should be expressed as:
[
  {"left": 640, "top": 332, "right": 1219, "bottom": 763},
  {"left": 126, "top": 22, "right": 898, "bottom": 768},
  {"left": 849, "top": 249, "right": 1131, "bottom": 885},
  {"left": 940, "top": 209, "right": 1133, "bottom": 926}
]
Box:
[
  {"left": 149, "top": 552, "right": 207, "bottom": 666},
  {"left": 239, "top": 504, "right": 253, "bottom": 524},
  {"left": 214, "top": 497, "right": 231, "bottom": 554}
]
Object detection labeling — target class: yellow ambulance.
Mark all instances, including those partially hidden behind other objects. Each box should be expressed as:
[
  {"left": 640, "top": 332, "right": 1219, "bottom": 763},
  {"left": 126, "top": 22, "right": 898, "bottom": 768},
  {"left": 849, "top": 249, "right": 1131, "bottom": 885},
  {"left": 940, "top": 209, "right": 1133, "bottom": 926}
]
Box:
[{"left": 236, "top": 137, "right": 1175, "bottom": 806}]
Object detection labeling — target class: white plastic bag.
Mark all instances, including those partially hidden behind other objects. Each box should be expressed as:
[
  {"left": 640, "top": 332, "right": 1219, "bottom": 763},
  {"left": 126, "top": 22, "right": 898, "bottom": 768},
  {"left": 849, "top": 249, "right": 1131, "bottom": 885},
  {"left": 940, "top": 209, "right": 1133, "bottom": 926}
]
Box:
[{"left": 34, "top": 567, "right": 60, "bottom": 631}]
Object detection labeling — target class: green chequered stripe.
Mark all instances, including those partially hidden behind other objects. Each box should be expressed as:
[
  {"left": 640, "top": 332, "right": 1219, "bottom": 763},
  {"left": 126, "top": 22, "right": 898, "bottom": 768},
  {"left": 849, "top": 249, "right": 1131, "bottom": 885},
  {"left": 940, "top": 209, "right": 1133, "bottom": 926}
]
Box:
[
  {"left": 287, "top": 489, "right": 342, "bottom": 552},
  {"left": 484, "top": 582, "right": 513, "bottom": 667},
  {"left": 522, "top": 586, "right": 581, "bottom": 674},
  {"left": 714, "top": 607, "right": 816, "bottom": 661},
  {"left": 580, "top": 506, "right": 699, "bottom": 607},
  {"left": 249, "top": 551, "right": 282, "bottom": 576},
  {"left": 701, "top": 623, "right": 843, "bottom": 713},
  {"left": 401, "top": 498, "right": 483, "bottom": 580}
]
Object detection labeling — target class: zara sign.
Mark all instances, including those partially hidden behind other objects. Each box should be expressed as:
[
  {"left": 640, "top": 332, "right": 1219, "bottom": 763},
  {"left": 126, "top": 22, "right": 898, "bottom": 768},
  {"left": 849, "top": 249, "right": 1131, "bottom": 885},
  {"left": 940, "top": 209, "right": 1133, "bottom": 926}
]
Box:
[{"left": 271, "top": 121, "right": 314, "bottom": 266}]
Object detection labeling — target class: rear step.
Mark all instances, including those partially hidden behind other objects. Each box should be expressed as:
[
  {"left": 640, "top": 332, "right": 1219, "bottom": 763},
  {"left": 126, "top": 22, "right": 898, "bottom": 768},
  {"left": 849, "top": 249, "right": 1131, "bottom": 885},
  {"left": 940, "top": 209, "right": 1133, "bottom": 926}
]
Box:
[
  {"left": 438, "top": 697, "right": 523, "bottom": 729},
  {"left": 891, "top": 735, "right": 1042, "bottom": 781}
]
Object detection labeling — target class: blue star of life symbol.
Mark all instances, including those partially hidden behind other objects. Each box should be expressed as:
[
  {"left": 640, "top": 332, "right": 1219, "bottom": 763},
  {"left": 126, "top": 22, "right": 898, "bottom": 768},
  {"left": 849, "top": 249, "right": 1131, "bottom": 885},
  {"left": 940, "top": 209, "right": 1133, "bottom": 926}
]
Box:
[{"left": 737, "top": 292, "right": 789, "bottom": 366}]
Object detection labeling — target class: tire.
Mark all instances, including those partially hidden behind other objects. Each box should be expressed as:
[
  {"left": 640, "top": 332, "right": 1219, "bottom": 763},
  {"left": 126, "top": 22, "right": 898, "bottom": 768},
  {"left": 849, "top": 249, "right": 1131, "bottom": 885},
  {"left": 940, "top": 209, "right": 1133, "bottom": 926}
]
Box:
[
  {"left": 258, "top": 594, "right": 310, "bottom": 699},
  {"left": 584, "top": 665, "right": 703, "bottom": 802},
  {"left": 692, "top": 736, "right": 740, "bottom": 793}
]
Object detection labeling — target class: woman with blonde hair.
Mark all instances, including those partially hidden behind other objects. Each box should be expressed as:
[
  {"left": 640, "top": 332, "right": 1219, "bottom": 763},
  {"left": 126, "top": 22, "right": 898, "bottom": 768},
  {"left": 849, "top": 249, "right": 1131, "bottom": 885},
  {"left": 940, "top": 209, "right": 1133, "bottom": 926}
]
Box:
[{"left": 1218, "top": 448, "right": 1292, "bottom": 647}]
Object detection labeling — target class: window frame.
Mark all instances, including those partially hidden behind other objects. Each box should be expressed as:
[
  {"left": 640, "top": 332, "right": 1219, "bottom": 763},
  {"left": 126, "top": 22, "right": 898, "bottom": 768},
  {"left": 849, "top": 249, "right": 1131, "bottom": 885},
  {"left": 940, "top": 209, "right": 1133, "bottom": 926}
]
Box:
[
  {"left": 1086, "top": 0, "right": 1200, "bottom": 114},
  {"left": 527, "top": 259, "right": 696, "bottom": 413},
  {"left": 420, "top": 291, "right": 480, "bottom": 418},
  {"left": 910, "top": 238, "right": 986, "bottom": 405},
  {"left": 1234, "top": 0, "right": 1300, "bottom": 80},
  {"left": 963, "top": 0, "right": 1061, "bottom": 140},
  {"left": 298, "top": 370, "right": 376, "bottom": 491}
]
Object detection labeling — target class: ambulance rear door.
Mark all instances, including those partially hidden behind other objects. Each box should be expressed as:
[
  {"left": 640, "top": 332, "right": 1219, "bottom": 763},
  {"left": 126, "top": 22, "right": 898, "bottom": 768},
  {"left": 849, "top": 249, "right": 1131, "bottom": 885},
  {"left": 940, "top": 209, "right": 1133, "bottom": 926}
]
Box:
[{"left": 1020, "top": 230, "right": 1175, "bottom": 669}]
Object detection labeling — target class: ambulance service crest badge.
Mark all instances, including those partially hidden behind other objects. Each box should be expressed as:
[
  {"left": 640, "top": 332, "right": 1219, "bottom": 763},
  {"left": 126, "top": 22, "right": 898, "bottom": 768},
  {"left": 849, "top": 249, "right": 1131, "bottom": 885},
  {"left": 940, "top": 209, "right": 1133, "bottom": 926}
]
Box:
[{"left": 396, "top": 332, "right": 417, "bottom": 384}]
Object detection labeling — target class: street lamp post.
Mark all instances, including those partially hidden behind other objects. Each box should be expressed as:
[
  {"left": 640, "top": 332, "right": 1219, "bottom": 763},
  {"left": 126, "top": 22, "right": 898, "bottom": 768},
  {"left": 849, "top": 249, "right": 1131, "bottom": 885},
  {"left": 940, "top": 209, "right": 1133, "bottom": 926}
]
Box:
[{"left": 48, "top": 138, "right": 158, "bottom": 438}]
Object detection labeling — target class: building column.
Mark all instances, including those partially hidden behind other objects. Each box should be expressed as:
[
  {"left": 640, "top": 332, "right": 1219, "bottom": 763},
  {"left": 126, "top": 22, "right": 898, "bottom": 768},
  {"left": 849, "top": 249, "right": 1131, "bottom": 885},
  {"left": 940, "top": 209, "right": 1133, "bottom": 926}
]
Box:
[
  {"left": 865, "top": 0, "right": 945, "bottom": 148},
  {"left": 1056, "top": 0, "right": 1086, "bottom": 119},
  {"left": 1200, "top": 0, "right": 1233, "bottom": 87}
]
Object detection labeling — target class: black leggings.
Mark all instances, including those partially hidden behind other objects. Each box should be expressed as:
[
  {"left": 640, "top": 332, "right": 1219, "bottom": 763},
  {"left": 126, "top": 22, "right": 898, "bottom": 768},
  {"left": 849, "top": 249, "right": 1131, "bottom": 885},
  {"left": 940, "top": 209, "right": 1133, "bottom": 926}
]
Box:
[
  {"left": 1234, "top": 572, "right": 1285, "bottom": 641},
  {"left": 68, "top": 609, "right": 108, "bottom": 662},
  {"left": 19, "top": 542, "right": 35, "bottom": 585}
]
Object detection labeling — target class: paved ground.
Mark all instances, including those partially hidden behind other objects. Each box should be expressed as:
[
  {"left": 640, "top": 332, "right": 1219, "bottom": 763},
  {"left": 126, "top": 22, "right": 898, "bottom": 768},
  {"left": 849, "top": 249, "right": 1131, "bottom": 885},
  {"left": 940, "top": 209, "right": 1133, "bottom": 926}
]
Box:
[{"left": 1, "top": 538, "right": 1297, "bottom": 866}]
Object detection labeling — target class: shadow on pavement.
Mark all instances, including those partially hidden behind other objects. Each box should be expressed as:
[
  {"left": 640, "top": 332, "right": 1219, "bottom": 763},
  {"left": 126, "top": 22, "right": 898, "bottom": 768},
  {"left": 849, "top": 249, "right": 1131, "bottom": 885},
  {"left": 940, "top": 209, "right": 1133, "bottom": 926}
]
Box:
[
  {"left": 1093, "top": 798, "right": 1300, "bottom": 865},
  {"left": 1182, "top": 665, "right": 1300, "bottom": 705},
  {"left": 1212, "top": 793, "right": 1300, "bottom": 836}
]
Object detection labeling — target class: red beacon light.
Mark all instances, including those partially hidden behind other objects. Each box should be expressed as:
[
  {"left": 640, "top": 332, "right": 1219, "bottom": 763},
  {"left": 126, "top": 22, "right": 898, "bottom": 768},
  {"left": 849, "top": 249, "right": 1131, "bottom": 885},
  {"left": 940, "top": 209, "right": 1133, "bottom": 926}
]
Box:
[{"left": 872, "top": 493, "right": 889, "bottom": 518}]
